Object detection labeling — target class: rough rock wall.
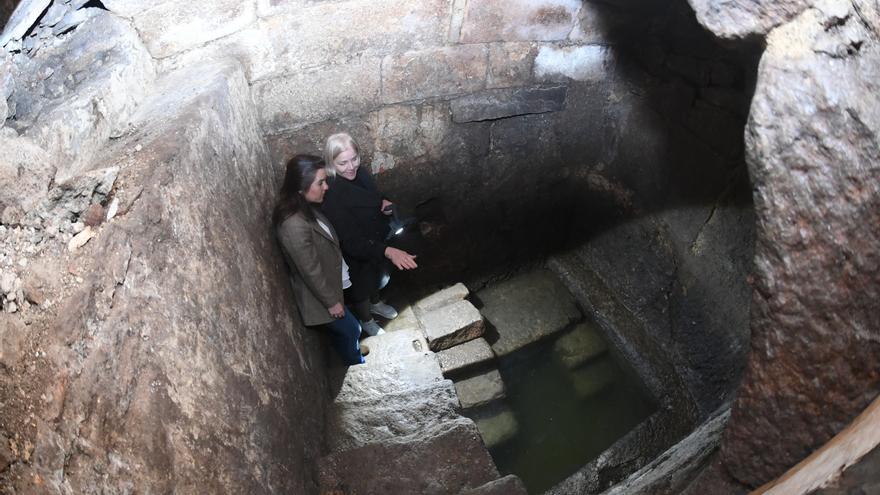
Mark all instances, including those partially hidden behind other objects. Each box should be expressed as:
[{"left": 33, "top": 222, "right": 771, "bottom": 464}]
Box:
[
  {"left": 1, "top": 16, "right": 329, "bottom": 493},
  {"left": 688, "top": 0, "right": 880, "bottom": 488}
]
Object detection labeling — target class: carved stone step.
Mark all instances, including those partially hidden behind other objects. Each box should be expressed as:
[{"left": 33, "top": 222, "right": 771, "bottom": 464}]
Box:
[
  {"left": 422, "top": 299, "right": 485, "bottom": 352},
  {"left": 437, "top": 337, "right": 495, "bottom": 377},
  {"left": 553, "top": 321, "right": 608, "bottom": 369},
  {"left": 454, "top": 369, "right": 506, "bottom": 409}
]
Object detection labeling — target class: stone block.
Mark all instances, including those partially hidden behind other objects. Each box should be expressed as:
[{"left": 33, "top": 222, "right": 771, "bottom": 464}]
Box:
[
  {"left": 360, "top": 327, "right": 429, "bottom": 364},
  {"left": 478, "top": 268, "right": 581, "bottom": 357},
  {"left": 534, "top": 44, "right": 611, "bottom": 82},
  {"left": 332, "top": 351, "right": 445, "bottom": 403},
  {"left": 382, "top": 303, "right": 421, "bottom": 333},
  {"left": 318, "top": 419, "right": 499, "bottom": 494},
  {"left": 454, "top": 369, "right": 505, "bottom": 409},
  {"left": 415, "top": 282, "right": 470, "bottom": 313},
  {"left": 254, "top": 57, "right": 382, "bottom": 133},
  {"left": 437, "top": 337, "right": 495, "bottom": 377},
  {"left": 459, "top": 0, "right": 581, "bottom": 43},
  {"left": 451, "top": 85, "right": 567, "bottom": 123},
  {"left": 328, "top": 379, "right": 462, "bottom": 451},
  {"left": 569, "top": 358, "right": 616, "bottom": 399},
  {"left": 382, "top": 44, "right": 488, "bottom": 103},
  {"left": 461, "top": 475, "right": 529, "bottom": 495},
  {"left": 471, "top": 403, "right": 519, "bottom": 449},
  {"left": 488, "top": 42, "right": 537, "bottom": 89},
  {"left": 553, "top": 321, "right": 608, "bottom": 369},
  {"left": 259, "top": 0, "right": 448, "bottom": 76},
  {"left": 368, "top": 102, "right": 451, "bottom": 172},
  {"left": 421, "top": 299, "right": 485, "bottom": 352},
  {"left": 130, "top": 1, "right": 256, "bottom": 58}
]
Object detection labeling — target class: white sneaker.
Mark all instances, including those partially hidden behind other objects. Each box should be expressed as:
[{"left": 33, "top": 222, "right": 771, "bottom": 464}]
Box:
[
  {"left": 361, "top": 319, "right": 386, "bottom": 336},
  {"left": 370, "top": 301, "right": 398, "bottom": 320}
]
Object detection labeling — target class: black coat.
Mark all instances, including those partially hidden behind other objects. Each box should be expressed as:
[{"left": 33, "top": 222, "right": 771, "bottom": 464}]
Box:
[{"left": 320, "top": 169, "right": 390, "bottom": 302}]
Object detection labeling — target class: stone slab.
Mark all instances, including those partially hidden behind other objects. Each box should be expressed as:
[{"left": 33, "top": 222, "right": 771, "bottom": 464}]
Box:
[
  {"left": 381, "top": 303, "right": 420, "bottom": 333},
  {"left": 451, "top": 85, "right": 567, "bottom": 123},
  {"left": 437, "top": 337, "right": 495, "bottom": 377},
  {"left": 332, "top": 351, "right": 445, "bottom": 403},
  {"left": 471, "top": 403, "right": 519, "bottom": 449},
  {"left": 328, "top": 380, "right": 462, "bottom": 451},
  {"left": 478, "top": 268, "right": 581, "bottom": 357},
  {"left": 382, "top": 44, "right": 487, "bottom": 103},
  {"left": 454, "top": 369, "right": 505, "bottom": 409},
  {"left": 360, "top": 327, "right": 429, "bottom": 364},
  {"left": 459, "top": 0, "right": 581, "bottom": 43},
  {"left": 421, "top": 299, "right": 485, "bottom": 352},
  {"left": 553, "top": 321, "right": 608, "bottom": 369},
  {"left": 487, "top": 42, "right": 537, "bottom": 89},
  {"left": 318, "top": 419, "right": 499, "bottom": 494},
  {"left": 461, "top": 475, "right": 529, "bottom": 495},
  {"left": 569, "top": 358, "right": 616, "bottom": 400},
  {"left": 254, "top": 57, "right": 382, "bottom": 133},
  {"left": 414, "top": 282, "right": 469, "bottom": 313}
]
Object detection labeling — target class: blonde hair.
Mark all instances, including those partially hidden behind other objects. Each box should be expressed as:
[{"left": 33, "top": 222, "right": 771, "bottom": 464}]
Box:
[{"left": 324, "top": 132, "right": 360, "bottom": 178}]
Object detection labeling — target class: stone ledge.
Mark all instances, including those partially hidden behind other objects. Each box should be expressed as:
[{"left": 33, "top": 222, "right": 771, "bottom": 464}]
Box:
[
  {"left": 450, "top": 85, "right": 567, "bottom": 123},
  {"left": 415, "top": 282, "right": 470, "bottom": 313}
]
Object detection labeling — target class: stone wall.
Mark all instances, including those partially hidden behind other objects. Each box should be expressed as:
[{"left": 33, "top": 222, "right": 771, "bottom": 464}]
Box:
[
  {"left": 687, "top": 0, "right": 880, "bottom": 489},
  {"left": 1, "top": 14, "right": 329, "bottom": 494}
]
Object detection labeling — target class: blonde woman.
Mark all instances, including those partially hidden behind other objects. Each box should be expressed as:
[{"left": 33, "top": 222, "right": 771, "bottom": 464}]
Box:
[{"left": 321, "top": 133, "right": 418, "bottom": 336}]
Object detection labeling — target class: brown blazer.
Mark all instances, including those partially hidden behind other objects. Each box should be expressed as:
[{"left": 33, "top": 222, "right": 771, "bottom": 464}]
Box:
[{"left": 277, "top": 210, "right": 344, "bottom": 326}]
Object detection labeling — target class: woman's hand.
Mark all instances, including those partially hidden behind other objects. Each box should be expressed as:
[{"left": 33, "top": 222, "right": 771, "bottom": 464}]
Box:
[
  {"left": 385, "top": 246, "right": 418, "bottom": 270},
  {"left": 381, "top": 199, "right": 394, "bottom": 216},
  {"left": 328, "top": 302, "right": 345, "bottom": 319}
]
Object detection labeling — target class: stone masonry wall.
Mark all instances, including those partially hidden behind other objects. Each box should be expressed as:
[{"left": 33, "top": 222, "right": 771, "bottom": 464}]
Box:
[{"left": 98, "top": 0, "right": 757, "bottom": 420}]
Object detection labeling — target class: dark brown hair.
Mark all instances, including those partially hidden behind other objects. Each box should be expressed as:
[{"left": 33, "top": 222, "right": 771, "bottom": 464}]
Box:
[{"left": 272, "top": 154, "right": 325, "bottom": 227}]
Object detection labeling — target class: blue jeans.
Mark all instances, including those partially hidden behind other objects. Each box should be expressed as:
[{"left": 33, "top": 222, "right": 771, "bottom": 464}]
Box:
[{"left": 323, "top": 310, "right": 365, "bottom": 365}]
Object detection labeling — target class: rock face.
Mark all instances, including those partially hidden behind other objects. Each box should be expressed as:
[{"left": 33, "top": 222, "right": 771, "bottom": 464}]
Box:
[
  {"left": 0, "top": 59, "right": 329, "bottom": 493},
  {"left": 703, "top": 3, "right": 880, "bottom": 487},
  {"left": 7, "top": 11, "right": 156, "bottom": 181}
]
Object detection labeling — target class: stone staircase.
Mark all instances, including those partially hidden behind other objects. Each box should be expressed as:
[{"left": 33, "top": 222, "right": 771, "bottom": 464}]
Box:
[
  {"left": 316, "top": 269, "right": 619, "bottom": 494},
  {"left": 317, "top": 285, "right": 527, "bottom": 495}
]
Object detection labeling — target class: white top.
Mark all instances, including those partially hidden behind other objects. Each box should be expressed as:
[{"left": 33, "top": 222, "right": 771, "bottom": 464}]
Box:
[{"left": 317, "top": 218, "right": 352, "bottom": 290}]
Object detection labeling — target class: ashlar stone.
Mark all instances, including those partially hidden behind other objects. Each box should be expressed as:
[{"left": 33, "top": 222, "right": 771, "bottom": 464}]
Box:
[
  {"left": 360, "top": 327, "right": 429, "bottom": 364},
  {"left": 534, "top": 44, "right": 611, "bottom": 82},
  {"left": 415, "top": 282, "right": 470, "bottom": 313},
  {"left": 437, "top": 337, "right": 495, "bottom": 377},
  {"left": 333, "top": 351, "right": 446, "bottom": 403},
  {"left": 450, "top": 85, "right": 567, "bottom": 123},
  {"left": 459, "top": 0, "right": 582, "bottom": 43},
  {"left": 488, "top": 42, "right": 537, "bottom": 89},
  {"left": 478, "top": 268, "right": 582, "bottom": 357},
  {"left": 382, "top": 44, "right": 488, "bottom": 103},
  {"left": 454, "top": 369, "right": 506, "bottom": 409},
  {"left": 421, "top": 299, "right": 485, "bottom": 352},
  {"left": 254, "top": 57, "right": 382, "bottom": 133},
  {"left": 553, "top": 321, "right": 608, "bottom": 369}
]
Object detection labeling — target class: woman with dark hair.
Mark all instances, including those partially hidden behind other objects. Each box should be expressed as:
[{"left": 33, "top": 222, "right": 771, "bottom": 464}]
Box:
[
  {"left": 274, "top": 154, "right": 367, "bottom": 365},
  {"left": 321, "top": 132, "right": 418, "bottom": 336}
]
